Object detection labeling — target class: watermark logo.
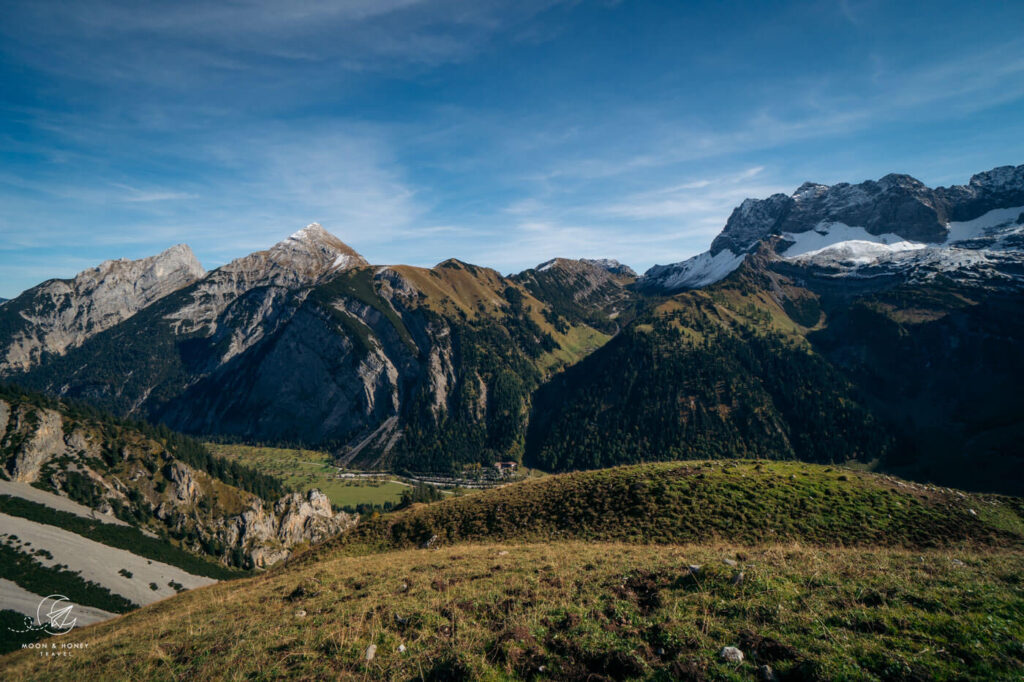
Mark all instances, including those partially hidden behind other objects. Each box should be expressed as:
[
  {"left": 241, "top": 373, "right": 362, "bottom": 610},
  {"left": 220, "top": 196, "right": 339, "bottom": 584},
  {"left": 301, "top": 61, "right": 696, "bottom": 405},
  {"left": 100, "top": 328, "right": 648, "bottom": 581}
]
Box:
[
  {"left": 37, "top": 594, "right": 77, "bottom": 635},
  {"left": 8, "top": 594, "right": 78, "bottom": 636}
]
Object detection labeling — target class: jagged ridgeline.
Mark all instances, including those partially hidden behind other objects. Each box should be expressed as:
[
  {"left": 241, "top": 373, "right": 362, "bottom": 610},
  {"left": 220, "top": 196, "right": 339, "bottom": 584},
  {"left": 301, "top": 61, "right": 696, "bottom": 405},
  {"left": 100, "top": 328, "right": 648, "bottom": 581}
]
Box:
[
  {"left": 3, "top": 164, "right": 1024, "bottom": 492},
  {"left": 3, "top": 229, "right": 623, "bottom": 472}
]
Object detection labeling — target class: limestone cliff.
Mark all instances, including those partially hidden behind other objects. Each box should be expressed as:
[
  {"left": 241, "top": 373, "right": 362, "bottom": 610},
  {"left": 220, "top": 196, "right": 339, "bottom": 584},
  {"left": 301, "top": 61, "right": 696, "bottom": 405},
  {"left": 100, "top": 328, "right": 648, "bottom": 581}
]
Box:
[
  {"left": 0, "top": 244, "right": 205, "bottom": 372},
  {"left": 0, "top": 392, "right": 356, "bottom": 567}
]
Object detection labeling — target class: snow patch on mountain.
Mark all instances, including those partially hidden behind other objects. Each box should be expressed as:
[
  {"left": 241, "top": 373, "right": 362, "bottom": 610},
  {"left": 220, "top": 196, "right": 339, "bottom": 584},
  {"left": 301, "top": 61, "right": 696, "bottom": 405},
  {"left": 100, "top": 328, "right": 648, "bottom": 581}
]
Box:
[
  {"left": 643, "top": 249, "right": 746, "bottom": 290},
  {"left": 781, "top": 222, "right": 927, "bottom": 264},
  {"left": 946, "top": 205, "right": 1024, "bottom": 244}
]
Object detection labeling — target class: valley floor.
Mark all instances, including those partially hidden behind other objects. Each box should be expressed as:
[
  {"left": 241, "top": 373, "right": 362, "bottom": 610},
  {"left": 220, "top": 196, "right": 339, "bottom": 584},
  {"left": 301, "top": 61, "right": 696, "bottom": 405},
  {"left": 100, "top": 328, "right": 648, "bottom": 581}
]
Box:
[{"left": 3, "top": 541, "right": 1022, "bottom": 681}]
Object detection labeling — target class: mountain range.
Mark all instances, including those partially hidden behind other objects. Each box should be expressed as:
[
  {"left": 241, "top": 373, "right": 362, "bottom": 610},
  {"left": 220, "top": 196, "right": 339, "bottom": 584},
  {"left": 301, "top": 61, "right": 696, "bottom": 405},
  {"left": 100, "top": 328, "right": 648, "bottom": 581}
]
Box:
[{"left": 2, "top": 164, "right": 1023, "bottom": 493}]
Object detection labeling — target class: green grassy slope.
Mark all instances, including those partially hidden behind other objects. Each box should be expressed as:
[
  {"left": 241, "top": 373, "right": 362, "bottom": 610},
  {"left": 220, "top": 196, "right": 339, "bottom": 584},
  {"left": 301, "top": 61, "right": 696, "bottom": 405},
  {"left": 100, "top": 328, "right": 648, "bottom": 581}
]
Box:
[
  {"left": 3, "top": 459, "right": 1023, "bottom": 680},
  {"left": 319, "top": 461, "right": 1023, "bottom": 560}
]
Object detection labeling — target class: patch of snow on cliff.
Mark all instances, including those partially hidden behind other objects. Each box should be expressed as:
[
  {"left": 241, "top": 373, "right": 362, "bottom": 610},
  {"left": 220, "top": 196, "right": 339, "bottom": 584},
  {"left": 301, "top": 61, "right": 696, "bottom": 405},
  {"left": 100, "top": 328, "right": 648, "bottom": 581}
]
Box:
[
  {"left": 781, "top": 222, "right": 926, "bottom": 261},
  {"left": 945, "top": 206, "right": 1024, "bottom": 244},
  {"left": 332, "top": 254, "right": 356, "bottom": 270},
  {"left": 653, "top": 249, "right": 745, "bottom": 289}
]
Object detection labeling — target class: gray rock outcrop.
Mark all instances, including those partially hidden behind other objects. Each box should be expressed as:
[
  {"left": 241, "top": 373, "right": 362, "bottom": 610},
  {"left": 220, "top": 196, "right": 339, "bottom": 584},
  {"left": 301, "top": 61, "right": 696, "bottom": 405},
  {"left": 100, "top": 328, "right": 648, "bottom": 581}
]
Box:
[
  {"left": 0, "top": 244, "right": 204, "bottom": 372},
  {"left": 220, "top": 490, "right": 357, "bottom": 568},
  {"left": 0, "top": 395, "right": 357, "bottom": 569}
]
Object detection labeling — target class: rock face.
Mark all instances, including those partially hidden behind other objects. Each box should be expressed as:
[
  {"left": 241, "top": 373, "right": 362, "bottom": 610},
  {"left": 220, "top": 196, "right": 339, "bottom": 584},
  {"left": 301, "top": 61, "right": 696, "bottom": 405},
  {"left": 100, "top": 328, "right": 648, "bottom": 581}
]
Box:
[
  {"left": 641, "top": 164, "right": 1024, "bottom": 292},
  {"left": 166, "top": 461, "right": 203, "bottom": 504},
  {"left": 222, "top": 490, "right": 357, "bottom": 568},
  {"left": 8, "top": 228, "right": 616, "bottom": 472},
  {"left": 0, "top": 392, "right": 356, "bottom": 568},
  {"left": 0, "top": 244, "right": 205, "bottom": 372},
  {"left": 1, "top": 399, "right": 76, "bottom": 483},
  {"left": 164, "top": 223, "right": 367, "bottom": 335}
]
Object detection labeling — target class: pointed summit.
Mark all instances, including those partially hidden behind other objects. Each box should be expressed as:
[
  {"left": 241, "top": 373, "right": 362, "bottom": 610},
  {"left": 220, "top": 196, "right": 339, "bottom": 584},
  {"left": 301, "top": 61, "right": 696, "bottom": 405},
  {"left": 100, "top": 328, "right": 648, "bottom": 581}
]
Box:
[
  {"left": 214, "top": 223, "right": 368, "bottom": 289},
  {"left": 270, "top": 223, "right": 367, "bottom": 275}
]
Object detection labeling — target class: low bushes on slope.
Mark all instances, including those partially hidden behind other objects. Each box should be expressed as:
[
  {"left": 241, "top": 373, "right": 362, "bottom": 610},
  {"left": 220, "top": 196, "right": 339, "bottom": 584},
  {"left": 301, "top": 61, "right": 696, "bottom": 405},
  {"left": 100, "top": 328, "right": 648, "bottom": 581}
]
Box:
[
  {"left": 0, "top": 496, "right": 242, "bottom": 580},
  {"left": 0, "top": 539, "right": 137, "bottom": 614}
]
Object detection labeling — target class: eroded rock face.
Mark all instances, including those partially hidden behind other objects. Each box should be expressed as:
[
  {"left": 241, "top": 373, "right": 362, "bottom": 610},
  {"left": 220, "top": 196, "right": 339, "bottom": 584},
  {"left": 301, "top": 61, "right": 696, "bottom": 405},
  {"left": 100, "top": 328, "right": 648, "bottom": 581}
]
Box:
[
  {"left": 938, "top": 165, "right": 1024, "bottom": 221},
  {"left": 275, "top": 489, "right": 347, "bottom": 545},
  {"left": 0, "top": 244, "right": 205, "bottom": 372},
  {"left": 166, "top": 461, "right": 203, "bottom": 504},
  {"left": 0, "top": 395, "right": 358, "bottom": 569},
  {"left": 0, "top": 400, "right": 10, "bottom": 442},
  {"left": 220, "top": 490, "right": 358, "bottom": 568},
  {"left": 2, "top": 401, "right": 75, "bottom": 482},
  {"left": 710, "top": 193, "right": 797, "bottom": 256}
]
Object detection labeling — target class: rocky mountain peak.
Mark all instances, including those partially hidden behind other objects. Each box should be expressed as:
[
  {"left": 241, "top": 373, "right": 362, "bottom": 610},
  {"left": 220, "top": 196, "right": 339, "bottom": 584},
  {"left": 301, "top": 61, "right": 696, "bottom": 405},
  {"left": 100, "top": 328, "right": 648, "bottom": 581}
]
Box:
[
  {"left": 154, "top": 224, "right": 368, "bottom": 339},
  {"left": 269, "top": 223, "right": 367, "bottom": 274},
  {"left": 535, "top": 258, "right": 637, "bottom": 279},
  {"left": 643, "top": 163, "right": 1024, "bottom": 293},
  {"left": 966, "top": 164, "right": 1024, "bottom": 192},
  {"left": 710, "top": 193, "right": 793, "bottom": 256},
  {"left": 792, "top": 182, "right": 829, "bottom": 202},
  {"left": 877, "top": 173, "right": 928, "bottom": 191},
  {"left": 210, "top": 224, "right": 368, "bottom": 292},
  {"left": 0, "top": 244, "right": 207, "bottom": 373},
  {"left": 579, "top": 258, "right": 638, "bottom": 278},
  {"left": 78, "top": 243, "right": 205, "bottom": 292}
]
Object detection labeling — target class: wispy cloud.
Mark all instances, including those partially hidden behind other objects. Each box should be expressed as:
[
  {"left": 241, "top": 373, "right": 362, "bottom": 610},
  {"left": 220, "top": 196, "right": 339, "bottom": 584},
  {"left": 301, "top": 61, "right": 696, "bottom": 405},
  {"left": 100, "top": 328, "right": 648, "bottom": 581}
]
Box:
[
  {"left": 2, "top": 1, "right": 1023, "bottom": 297},
  {"left": 111, "top": 184, "right": 197, "bottom": 203}
]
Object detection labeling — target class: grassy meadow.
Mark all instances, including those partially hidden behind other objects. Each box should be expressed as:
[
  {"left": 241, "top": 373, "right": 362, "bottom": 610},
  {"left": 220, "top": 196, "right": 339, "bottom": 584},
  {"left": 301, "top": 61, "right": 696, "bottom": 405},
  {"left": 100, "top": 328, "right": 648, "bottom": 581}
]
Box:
[
  {"left": 3, "top": 541, "right": 1022, "bottom": 680},
  {"left": 206, "top": 443, "right": 409, "bottom": 509},
  {"left": 3, "top": 460, "right": 1023, "bottom": 680}
]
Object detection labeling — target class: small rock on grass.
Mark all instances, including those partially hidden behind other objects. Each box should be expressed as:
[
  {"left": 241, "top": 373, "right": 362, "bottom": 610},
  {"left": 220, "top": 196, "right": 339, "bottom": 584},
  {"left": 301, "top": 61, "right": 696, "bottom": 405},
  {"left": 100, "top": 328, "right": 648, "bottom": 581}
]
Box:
[
  {"left": 365, "top": 644, "right": 377, "bottom": 661},
  {"left": 757, "top": 664, "right": 778, "bottom": 681},
  {"left": 720, "top": 646, "right": 744, "bottom": 663},
  {"left": 722, "top": 558, "right": 738, "bottom": 568},
  {"left": 295, "top": 609, "right": 306, "bottom": 618},
  {"left": 731, "top": 571, "right": 745, "bottom": 586}
]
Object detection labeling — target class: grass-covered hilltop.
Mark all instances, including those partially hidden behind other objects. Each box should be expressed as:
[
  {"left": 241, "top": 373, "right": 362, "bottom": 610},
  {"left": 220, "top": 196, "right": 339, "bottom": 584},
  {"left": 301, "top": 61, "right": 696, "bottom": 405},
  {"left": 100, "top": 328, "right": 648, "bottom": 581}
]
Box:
[{"left": 4, "top": 461, "right": 1023, "bottom": 681}]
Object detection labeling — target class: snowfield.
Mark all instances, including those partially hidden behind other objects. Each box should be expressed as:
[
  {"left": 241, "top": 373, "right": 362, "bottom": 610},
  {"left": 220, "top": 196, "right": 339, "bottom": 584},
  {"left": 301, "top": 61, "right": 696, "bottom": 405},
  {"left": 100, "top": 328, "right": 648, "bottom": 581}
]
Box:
[
  {"left": 781, "top": 222, "right": 927, "bottom": 262},
  {"left": 945, "top": 205, "right": 1024, "bottom": 244},
  {"left": 645, "top": 249, "right": 746, "bottom": 290}
]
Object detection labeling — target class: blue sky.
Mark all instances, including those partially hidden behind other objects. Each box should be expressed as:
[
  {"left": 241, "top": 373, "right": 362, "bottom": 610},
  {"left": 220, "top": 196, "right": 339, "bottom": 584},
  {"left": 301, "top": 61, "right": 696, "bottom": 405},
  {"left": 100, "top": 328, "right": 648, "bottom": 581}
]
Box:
[{"left": 2, "top": 0, "right": 1024, "bottom": 298}]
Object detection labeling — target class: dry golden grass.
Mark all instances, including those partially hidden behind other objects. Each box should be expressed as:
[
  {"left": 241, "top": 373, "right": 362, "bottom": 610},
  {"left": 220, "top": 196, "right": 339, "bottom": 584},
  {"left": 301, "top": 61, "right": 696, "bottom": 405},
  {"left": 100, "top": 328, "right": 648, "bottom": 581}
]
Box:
[{"left": 4, "top": 541, "right": 1022, "bottom": 680}]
